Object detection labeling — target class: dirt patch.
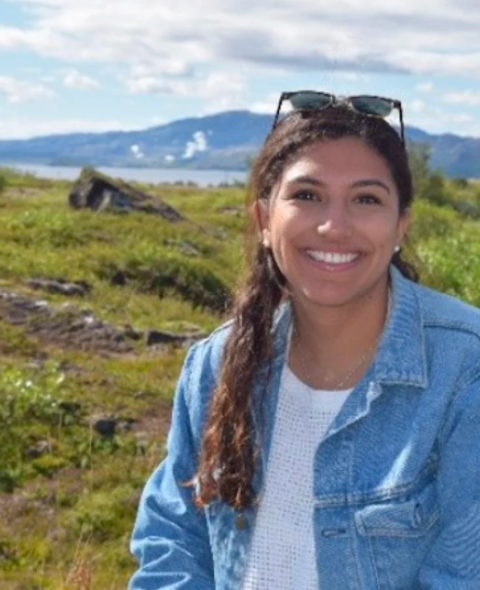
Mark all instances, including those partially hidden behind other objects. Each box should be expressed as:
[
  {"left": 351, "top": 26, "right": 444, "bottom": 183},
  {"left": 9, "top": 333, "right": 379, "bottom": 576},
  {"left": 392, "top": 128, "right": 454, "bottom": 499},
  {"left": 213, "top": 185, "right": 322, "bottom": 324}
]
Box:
[
  {"left": 0, "top": 286, "right": 206, "bottom": 356},
  {"left": 0, "top": 288, "right": 139, "bottom": 355}
]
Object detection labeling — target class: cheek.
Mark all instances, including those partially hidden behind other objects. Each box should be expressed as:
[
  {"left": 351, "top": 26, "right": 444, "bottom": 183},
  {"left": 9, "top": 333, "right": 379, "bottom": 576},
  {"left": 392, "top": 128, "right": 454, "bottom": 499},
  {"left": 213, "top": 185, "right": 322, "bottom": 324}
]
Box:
[
  {"left": 365, "top": 213, "right": 403, "bottom": 243},
  {"left": 266, "top": 209, "right": 293, "bottom": 241}
]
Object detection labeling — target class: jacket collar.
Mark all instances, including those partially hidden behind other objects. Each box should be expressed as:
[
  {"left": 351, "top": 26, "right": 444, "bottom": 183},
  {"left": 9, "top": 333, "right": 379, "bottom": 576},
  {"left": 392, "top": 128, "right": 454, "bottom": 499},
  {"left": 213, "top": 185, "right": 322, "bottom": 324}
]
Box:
[{"left": 374, "top": 266, "right": 428, "bottom": 389}]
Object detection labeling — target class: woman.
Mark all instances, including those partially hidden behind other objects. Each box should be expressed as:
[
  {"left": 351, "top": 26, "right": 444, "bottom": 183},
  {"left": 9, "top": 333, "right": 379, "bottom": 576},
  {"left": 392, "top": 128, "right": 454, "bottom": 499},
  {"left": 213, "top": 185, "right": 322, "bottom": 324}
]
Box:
[{"left": 129, "top": 93, "right": 480, "bottom": 590}]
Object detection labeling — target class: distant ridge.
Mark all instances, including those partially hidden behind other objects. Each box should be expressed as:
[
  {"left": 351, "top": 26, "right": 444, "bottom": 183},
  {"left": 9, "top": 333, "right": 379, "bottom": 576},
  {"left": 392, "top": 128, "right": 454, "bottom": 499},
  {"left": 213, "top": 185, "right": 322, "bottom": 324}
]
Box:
[{"left": 0, "top": 111, "right": 478, "bottom": 177}]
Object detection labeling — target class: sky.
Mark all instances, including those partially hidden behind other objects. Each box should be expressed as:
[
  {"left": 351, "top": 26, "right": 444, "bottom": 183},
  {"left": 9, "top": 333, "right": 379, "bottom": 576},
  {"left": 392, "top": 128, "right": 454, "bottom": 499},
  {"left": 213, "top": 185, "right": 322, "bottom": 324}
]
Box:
[{"left": 1, "top": 0, "right": 480, "bottom": 140}]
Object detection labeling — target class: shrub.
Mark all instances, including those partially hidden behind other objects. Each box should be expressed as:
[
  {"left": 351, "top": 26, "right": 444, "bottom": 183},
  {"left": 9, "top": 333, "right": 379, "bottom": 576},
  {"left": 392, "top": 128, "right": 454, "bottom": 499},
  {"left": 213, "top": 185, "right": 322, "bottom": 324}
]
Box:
[
  {"left": 99, "top": 254, "right": 230, "bottom": 312},
  {"left": 0, "top": 173, "right": 6, "bottom": 195},
  {"left": 65, "top": 485, "right": 138, "bottom": 542},
  {"left": 0, "top": 363, "right": 68, "bottom": 491},
  {"left": 417, "top": 228, "right": 480, "bottom": 307},
  {"left": 410, "top": 201, "right": 461, "bottom": 242}
]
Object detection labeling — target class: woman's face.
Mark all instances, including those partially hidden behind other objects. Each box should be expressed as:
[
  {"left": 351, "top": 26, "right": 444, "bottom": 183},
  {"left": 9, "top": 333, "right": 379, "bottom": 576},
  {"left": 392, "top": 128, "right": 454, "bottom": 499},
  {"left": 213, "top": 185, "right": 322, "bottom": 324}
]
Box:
[{"left": 258, "top": 137, "right": 410, "bottom": 313}]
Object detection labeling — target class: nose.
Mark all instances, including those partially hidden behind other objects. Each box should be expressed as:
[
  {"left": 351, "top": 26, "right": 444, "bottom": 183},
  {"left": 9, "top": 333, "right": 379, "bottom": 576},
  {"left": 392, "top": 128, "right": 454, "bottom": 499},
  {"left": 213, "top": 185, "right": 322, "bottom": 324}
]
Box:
[{"left": 316, "top": 202, "right": 353, "bottom": 239}]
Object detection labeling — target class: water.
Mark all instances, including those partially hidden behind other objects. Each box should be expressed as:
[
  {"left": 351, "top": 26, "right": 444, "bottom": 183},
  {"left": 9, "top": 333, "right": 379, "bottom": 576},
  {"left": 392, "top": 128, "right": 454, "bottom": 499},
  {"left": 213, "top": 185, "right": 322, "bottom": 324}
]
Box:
[{"left": 2, "top": 162, "right": 248, "bottom": 187}]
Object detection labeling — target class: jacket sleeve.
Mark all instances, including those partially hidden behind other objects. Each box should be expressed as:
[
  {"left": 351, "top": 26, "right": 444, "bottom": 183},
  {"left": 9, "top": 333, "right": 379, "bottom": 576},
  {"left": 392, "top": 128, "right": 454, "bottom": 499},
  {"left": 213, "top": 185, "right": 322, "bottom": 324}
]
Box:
[
  {"left": 419, "top": 373, "right": 480, "bottom": 589},
  {"left": 128, "top": 344, "right": 215, "bottom": 590}
]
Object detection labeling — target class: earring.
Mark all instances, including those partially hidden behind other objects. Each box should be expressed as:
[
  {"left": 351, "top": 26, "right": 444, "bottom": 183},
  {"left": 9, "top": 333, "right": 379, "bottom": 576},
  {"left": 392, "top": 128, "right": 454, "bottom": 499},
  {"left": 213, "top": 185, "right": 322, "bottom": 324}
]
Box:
[
  {"left": 394, "top": 245, "right": 401, "bottom": 253},
  {"left": 262, "top": 237, "right": 270, "bottom": 248}
]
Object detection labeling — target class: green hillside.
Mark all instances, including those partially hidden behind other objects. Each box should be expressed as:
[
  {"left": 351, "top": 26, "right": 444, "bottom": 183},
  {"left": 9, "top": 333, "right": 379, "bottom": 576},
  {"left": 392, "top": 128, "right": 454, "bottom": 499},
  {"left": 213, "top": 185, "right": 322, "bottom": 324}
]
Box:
[{"left": 0, "top": 163, "right": 479, "bottom": 590}]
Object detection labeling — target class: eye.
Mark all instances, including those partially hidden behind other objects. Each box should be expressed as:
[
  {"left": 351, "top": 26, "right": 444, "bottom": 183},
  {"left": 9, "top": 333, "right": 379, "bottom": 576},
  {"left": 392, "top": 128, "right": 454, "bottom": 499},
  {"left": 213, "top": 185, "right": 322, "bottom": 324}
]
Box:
[
  {"left": 354, "top": 193, "right": 381, "bottom": 205},
  {"left": 291, "top": 189, "right": 318, "bottom": 202}
]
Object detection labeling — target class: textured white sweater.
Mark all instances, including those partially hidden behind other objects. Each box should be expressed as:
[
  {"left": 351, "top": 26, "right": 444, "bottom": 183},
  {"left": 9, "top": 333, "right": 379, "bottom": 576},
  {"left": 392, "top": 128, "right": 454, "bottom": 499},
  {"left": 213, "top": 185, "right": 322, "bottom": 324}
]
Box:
[{"left": 242, "top": 365, "right": 351, "bottom": 590}]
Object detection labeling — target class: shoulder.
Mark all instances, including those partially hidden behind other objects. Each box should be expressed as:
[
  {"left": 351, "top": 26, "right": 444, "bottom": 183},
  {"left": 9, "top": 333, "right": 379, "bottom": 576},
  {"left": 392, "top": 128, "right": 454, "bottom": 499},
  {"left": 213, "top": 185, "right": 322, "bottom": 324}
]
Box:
[
  {"left": 171, "top": 320, "right": 233, "bottom": 444},
  {"left": 182, "top": 319, "right": 233, "bottom": 393},
  {"left": 412, "top": 280, "right": 480, "bottom": 339},
  {"left": 387, "top": 269, "right": 480, "bottom": 387},
  {"left": 409, "top": 280, "right": 480, "bottom": 387},
  {"left": 184, "top": 303, "right": 292, "bottom": 381}
]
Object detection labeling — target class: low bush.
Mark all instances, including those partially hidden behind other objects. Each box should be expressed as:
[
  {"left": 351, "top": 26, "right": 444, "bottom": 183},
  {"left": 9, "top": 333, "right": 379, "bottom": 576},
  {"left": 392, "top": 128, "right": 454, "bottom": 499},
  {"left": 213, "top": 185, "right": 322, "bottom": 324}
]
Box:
[
  {"left": 99, "top": 254, "right": 231, "bottom": 312},
  {"left": 0, "top": 363, "right": 69, "bottom": 491}
]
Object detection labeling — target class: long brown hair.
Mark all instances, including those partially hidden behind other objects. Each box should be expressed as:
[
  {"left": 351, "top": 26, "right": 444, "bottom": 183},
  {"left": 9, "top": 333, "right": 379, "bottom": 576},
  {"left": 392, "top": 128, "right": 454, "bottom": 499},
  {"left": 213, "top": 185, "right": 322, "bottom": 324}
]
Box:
[{"left": 194, "top": 106, "right": 418, "bottom": 509}]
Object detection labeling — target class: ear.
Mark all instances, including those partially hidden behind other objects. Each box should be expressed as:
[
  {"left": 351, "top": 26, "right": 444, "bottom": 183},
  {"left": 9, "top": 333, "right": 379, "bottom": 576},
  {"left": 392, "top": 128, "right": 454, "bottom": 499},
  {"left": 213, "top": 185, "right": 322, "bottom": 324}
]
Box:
[
  {"left": 396, "top": 208, "right": 411, "bottom": 245},
  {"left": 251, "top": 199, "right": 271, "bottom": 247}
]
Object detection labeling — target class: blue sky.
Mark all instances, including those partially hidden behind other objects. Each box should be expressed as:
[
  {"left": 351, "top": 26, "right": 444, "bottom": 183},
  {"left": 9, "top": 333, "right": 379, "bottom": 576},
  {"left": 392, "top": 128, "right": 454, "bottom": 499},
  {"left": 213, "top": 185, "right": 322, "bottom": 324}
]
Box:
[{"left": 1, "top": 0, "right": 480, "bottom": 139}]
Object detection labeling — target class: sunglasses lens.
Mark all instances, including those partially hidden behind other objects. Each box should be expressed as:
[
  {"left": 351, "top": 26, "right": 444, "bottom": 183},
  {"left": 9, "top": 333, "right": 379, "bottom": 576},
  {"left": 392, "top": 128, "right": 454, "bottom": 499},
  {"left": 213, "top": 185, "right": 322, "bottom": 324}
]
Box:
[
  {"left": 350, "top": 96, "right": 393, "bottom": 117},
  {"left": 288, "top": 91, "right": 332, "bottom": 111}
]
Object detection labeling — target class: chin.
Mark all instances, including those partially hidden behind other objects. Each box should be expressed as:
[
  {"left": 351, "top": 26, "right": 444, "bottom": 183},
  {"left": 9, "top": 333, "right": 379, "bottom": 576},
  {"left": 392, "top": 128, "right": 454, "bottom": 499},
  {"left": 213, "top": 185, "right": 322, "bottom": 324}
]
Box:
[{"left": 294, "top": 280, "right": 386, "bottom": 310}]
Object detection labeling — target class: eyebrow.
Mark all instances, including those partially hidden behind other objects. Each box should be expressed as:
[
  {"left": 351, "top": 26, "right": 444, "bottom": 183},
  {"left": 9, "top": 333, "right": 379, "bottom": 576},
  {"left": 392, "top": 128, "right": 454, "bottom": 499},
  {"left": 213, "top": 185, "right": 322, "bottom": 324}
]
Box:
[{"left": 287, "top": 175, "right": 391, "bottom": 194}]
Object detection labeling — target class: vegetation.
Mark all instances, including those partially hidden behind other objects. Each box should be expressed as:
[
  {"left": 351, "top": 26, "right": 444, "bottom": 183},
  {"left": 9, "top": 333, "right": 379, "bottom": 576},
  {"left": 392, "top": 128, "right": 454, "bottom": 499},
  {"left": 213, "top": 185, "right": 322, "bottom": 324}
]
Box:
[{"left": 0, "top": 150, "right": 479, "bottom": 589}]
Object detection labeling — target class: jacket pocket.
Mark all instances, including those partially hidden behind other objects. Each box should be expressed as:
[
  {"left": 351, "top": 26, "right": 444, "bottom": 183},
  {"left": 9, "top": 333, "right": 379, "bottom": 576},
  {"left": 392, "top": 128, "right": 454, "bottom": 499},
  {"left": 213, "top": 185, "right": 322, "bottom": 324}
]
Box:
[
  {"left": 354, "top": 480, "right": 440, "bottom": 590},
  {"left": 355, "top": 479, "right": 440, "bottom": 538}
]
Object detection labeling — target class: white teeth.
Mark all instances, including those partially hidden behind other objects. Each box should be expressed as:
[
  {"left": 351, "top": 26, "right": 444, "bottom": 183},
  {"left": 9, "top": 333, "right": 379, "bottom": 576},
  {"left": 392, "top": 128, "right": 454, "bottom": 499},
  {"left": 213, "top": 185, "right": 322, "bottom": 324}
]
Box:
[{"left": 307, "top": 250, "right": 359, "bottom": 264}]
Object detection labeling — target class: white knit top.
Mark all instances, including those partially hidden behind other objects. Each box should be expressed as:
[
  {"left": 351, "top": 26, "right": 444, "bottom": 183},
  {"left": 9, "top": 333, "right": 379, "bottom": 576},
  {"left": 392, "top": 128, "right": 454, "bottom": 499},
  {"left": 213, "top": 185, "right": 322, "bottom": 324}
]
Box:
[{"left": 241, "top": 364, "right": 351, "bottom": 590}]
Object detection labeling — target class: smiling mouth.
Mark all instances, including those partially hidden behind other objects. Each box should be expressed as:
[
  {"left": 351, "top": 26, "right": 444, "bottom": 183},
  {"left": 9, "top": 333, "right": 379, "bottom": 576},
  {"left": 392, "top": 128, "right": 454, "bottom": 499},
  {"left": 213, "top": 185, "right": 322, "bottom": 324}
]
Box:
[{"left": 306, "top": 250, "right": 360, "bottom": 265}]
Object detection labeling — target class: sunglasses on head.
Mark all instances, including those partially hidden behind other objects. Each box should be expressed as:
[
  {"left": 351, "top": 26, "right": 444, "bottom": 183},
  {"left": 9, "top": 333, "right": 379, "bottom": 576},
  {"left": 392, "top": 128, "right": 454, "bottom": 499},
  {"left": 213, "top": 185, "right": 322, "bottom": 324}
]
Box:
[{"left": 272, "top": 90, "right": 405, "bottom": 144}]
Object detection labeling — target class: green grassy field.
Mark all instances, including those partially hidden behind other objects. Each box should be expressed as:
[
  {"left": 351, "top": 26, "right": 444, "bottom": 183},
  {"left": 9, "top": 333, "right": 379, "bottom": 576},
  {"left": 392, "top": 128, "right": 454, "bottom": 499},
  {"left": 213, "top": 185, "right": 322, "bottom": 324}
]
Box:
[{"left": 0, "top": 165, "right": 479, "bottom": 590}]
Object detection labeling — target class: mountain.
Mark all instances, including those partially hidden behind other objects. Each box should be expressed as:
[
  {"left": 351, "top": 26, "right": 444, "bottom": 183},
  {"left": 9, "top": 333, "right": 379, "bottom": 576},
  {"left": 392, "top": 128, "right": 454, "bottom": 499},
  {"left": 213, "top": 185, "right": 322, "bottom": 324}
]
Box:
[{"left": 0, "top": 110, "right": 479, "bottom": 177}]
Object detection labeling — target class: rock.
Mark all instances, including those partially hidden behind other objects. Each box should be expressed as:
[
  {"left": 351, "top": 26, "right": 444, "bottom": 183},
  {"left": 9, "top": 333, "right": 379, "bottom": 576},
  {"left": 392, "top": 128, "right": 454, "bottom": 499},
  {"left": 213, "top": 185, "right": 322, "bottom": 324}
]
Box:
[
  {"left": 0, "top": 288, "right": 136, "bottom": 354},
  {"left": 58, "top": 401, "right": 82, "bottom": 416},
  {"left": 26, "top": 278, "right": 91, "bottom": 297},
  {"left": 117, "top": 417, "right": 137, "bottom": 432},
  {"left": 68, "top": 167, "right": 185, "bottom": 221},
  {"left": 25, "top": 440, "right": 51, "bottom": 459},
  {"left": 122, "top": 325, "right": 143, "bottom": 341},
  {"left": 91, "top": 416, "right": 116, "bottom": 438},
  {"left": 146, "top": 330, "right": 204, "bottom": 347},
  {"left": 133, "top": 390, "right": 155, "bottom": 399},
  {"left": 110, "top": 270, "right": 127, "bottom": 286},
  {"left": 0, "top": 287, "right": 203, "bottom": 355}
]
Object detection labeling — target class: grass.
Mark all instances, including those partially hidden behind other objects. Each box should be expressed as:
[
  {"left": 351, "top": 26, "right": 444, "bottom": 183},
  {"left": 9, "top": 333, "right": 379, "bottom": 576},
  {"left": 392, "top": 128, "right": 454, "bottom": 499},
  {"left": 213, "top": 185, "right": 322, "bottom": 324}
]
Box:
[{"left": 0, "top": 166, "right": 479, "bottom": 589}]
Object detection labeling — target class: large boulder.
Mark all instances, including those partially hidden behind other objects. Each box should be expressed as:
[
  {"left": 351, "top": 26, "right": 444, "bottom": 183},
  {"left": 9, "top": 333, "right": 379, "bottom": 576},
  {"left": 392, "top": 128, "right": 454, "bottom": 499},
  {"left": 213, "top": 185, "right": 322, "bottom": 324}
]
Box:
[{"left": 68, "top": 167, "right": 184, "bottom": 222}]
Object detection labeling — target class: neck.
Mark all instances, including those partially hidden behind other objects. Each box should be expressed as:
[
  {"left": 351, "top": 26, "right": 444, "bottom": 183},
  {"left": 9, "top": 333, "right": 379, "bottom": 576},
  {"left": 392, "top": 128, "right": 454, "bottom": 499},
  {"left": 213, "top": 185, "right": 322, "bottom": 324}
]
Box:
[{"left": 288, "top": 280, "right": 390, "bottom": 390}]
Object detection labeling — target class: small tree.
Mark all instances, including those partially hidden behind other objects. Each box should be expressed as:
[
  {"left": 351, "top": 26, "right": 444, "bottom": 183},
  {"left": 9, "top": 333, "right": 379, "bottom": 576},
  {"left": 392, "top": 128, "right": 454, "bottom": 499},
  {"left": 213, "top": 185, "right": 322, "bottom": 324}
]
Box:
[
  {"left": 407, "top": 141, "right": 449, "bottom": 205},
  {"left": 407, "top": 141, "right": 431, "bottom": 192}
]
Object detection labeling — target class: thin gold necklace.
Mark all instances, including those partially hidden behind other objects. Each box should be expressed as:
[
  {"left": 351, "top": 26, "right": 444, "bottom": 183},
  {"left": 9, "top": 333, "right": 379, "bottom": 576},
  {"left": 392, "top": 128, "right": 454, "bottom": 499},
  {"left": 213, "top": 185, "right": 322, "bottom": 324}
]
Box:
[{"left": 292, "top": 290, "right": 392, "bottom": 391}]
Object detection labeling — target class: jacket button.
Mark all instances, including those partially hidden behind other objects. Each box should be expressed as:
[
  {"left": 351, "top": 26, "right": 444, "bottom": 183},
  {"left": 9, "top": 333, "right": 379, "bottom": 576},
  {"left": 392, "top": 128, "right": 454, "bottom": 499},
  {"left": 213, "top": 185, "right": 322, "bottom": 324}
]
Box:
[
  {"left": 235, "top": 514, "right": 248, "bottom": 530},
  {"left": 414, "top": 504, "right": 423, "bottom": 527},
  {"left": 321, "top": 528, "right": 347, "bottom": 537}
]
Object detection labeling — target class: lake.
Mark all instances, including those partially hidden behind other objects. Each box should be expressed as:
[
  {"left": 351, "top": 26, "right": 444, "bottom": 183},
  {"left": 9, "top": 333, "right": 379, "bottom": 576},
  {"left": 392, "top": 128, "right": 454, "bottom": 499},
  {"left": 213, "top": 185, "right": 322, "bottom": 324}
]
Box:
[{"left": 2, "top": 163, "right": 248, "bottom": 187}]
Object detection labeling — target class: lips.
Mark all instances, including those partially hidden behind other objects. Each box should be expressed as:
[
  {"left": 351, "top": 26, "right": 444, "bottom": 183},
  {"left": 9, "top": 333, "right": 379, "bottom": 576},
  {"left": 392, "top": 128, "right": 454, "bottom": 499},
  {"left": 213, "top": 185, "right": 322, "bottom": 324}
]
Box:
[{"left": 305, "top": 250, "right": 360, "bottom": 265}]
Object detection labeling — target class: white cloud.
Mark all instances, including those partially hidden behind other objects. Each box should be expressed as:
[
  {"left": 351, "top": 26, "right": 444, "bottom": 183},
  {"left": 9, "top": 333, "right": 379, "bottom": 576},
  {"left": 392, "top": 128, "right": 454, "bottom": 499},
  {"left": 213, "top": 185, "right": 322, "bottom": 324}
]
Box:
[
  {"left": 250, "top": 93, "right": 279, "bottom": 114},
  {"left": 63, "top": 70, "right": 99, "bottom": 89},
  {"left": 410, "top": 99, "right": 426, "bottom": 113},
  {"left": 0, "top": 117, "right": 144, "bottom": 140},
  {"left": 330, "top": 72, "right": 370, "bottom": 82},
  {"left": 408, "top": 108, "right": 475, "bottom": 135},
  {"left": 444, "top": 90, "right": 480, "bottom": 106},
  {"left": 4, "top": 0, "right": 480, "bottom": 82},
  {"left": 200, "top": 72, "right": 247, "bottom": 112},
  {"left": 126, "top": 71, "right": 247, "bottom": 113},
  {"left": 443, "top": 113, "right": 473, "bottom": 123},
  {"left": 182, "top": 130, "right": 208, "bottom": 159},
  {"left": 150, "top": 116, "right": 167, "bottom": 126},
  {"left": 127, "top": 77, "right": 171, "bottom": 94},
  {"left": 0, "top": 76, "right": 55, "bottom": 103},
  {"left": 416, "top": 81, "right": 434, "bottom": 92}
]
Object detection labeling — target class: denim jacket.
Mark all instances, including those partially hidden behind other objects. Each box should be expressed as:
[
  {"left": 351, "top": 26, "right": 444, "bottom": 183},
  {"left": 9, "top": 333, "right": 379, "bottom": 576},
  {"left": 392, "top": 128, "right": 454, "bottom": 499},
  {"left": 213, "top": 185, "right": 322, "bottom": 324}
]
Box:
[{"left": 129, "top": 267, "right": 480, "bottom": 590}]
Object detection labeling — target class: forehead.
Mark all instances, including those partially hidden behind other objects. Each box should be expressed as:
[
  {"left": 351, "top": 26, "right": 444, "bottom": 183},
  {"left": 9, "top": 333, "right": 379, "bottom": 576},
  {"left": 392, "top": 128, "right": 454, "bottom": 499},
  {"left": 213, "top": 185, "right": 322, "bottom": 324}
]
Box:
[{"left": 279, "top": 137, "right": 393, "bottom": 184}]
